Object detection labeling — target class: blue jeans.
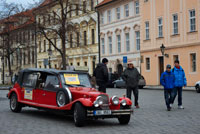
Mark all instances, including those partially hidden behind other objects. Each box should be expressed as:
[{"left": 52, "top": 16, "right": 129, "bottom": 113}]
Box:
[
  {"left": 172, "top": 87, "right": 183, "bottom": 106},
  {"left": 164, "top": 90, "right": 173, "bottom": 108}
]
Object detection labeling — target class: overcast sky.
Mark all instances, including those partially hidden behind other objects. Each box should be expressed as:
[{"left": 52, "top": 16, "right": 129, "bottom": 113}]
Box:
[{"left": 6, "top": 0, "right": 41, "bottom": 7}]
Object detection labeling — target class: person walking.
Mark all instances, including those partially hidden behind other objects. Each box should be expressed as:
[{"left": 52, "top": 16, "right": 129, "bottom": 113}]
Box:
[
  {"left": 93, "top": 58, "right": 109, "bottom": 93},
  {"left": 122, "top": 61, "right": 140, "bottom": 108},
  {"left": 172, "top": 60, "right": 187, "bottom": 109},
  {"left": 160, "top": 64, "right": 175, "bottom": 111}
]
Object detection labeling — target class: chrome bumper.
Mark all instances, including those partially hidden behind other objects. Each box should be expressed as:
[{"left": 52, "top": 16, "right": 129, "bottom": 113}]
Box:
[{"left": 87, "top": 109, "right": 133, "bottom": 117}]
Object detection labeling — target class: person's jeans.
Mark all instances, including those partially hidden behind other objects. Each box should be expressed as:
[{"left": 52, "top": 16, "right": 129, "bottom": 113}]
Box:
[
  {"left": 164, "top": 90, "right": 173, "bottom": 108},
  {"left": 172, "top": 87, "right": 183, "bottom": 106},
  {"left": 127, "top": 86, "right": 139, "bottom": 106}
]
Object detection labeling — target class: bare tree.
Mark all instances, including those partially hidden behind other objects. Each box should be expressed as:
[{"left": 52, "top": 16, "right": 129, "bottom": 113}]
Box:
[
  {"left": 0, "top": 1, "right": 32, "bottom": 79},
  {"left": 34, "top": 0, "right": 95, "bottom": 70}
]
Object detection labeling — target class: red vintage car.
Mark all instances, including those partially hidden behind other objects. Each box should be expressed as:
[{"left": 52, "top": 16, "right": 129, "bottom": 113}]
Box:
[{"left": 7, "top": 68, "right": 133, "bottom": 127}]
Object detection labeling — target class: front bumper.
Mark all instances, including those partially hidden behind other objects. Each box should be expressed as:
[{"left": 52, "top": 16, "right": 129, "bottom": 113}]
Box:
[{"left": 87, "top": 109, "right": 133, "bottom": 117}]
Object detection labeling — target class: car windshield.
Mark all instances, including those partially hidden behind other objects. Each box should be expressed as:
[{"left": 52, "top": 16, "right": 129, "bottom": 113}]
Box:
[{"left": 62, "top": 73, "right": 92, "bottom": 88}]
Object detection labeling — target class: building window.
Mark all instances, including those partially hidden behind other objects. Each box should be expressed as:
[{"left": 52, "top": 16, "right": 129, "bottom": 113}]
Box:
[
  {"left": 32, "top": 50, "right": 34, "bottom": 63},
  {"left": 43, "top": 16, "right": 46, "bottom": 25},
  {"left": 146, "top": 57, "right": 150, "bottom": 70},
  {"left": 83, "top": 1, "right": 86, "bottom": 13},
  {"left": 101, "top": 38, "right": 105, "bottom": 54},
  {"left": 77, "top": 62, "right": 80, "bottom": 66},
  {"left": 53, "top": 12, "right": 56, "bottom": 23},
  {"left": 39, "top": 41, "right": 41, "bottom": 52},
  {"left": 173, "top": 55, "right": 179, "bottom": 62},
  {"left": 92, "top": 29, "right": 95, "bottom": 44},
  {"left": 55, "top": 64, "right": 57, "bottom": 69},
  {"left": 189, "top": 10, "right": 196, "bottom": 32},
  {"left": 125, "top": 4, "right": 129, "bottom": 17},
  {"left": 70, "top": 34, "right": 73, "bottom": 48},
  {"left": 101, "top": 13, "right": 104, "bottom": 24},
  {"left": 117, "top": 35, "right": 121, "bottom": 53},
  {"left": 190, "top": 53, "right": 196, "bottom": 72},
  {"left": 145, "top": 21, "right": 150, "bottom": 40},
  {"left": 23, "top": 52, "right": 26, "bottom": 65},
  {"left": 108, "top": 37, "right": 112, "bottom": 54},
  {"left": 84, "top": 31, "right": 87, "bottom": 45},
  {"left": 48, "top": 14, "right": 51, "bottom": 25},
  {"left": 84, "top": 61, "right": 87, "bottom": 66},
  {"left": 116, "top": 7, "right": 120, "bottom": 20},
  {"left": 107, "top": 10, "right": 112, "bottom": 23},
  {"left": 125, "top": 33, "right": 130, "bottom": 52},
  {"left": 158, "top": 18, "right": 163, "bottom": 37},
  {"left": 77, "top": 32, "right": 80, "bottom": 47},
  {"left": 91, "top": 0, "right": 94, "bottom": 11},
  {"left": 76, "top": 4, "right": 79, "bottom": 16},
  {"left": 173, "top": 14, "right": 178, "bottom": 34},
  {"left": 54, "top": 38, "right": 57, "bottom": 48},
  {"left": 44, "top": 40, "right": 46, "bottom": 52},
  {"left": 136, "top": 31, "right": 140, "bottom": 50},
  {"left": 135, "top": 1, "right": 139, "bottom": 15},
  {"left": 48, "top": 40, "right": 51, "bottom": 50},
  {"left": 69, "top": 5, "right": 72, "bottom": 17}
]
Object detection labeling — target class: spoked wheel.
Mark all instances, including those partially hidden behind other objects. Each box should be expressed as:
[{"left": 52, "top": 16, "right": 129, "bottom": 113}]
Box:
[
  {"left": 56, "top": 91, "right": 66, "bottom": 107},
  {"left": 10, "top": 93, "right": 22, "bottom": 113},
  {"left": 74, "top": 103, "right": 86, "bottom": 127}
]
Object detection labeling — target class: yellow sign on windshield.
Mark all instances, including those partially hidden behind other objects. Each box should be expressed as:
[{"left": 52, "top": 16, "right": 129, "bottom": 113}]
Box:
[{"left": 64, "top": 74, "right": 80, "bottom": 85}]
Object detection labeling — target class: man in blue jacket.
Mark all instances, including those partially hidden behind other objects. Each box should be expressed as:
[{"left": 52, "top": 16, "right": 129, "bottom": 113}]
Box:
[
  {"left": 172, "top": 60, "right": 187, "bottom": 109},
  {"left": 160, "top": 64, "right": 175, "bottom": 111}
]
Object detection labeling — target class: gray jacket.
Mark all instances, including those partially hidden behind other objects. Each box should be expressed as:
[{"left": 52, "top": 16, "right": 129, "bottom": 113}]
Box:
[{"left": 122, "top": 67, "right": 140, "bottom": 88}]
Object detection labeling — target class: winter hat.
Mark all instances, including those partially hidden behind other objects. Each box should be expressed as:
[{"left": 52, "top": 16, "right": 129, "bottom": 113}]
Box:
[{"left": 166, "top": 64, "right": 171, "bottom": 69}]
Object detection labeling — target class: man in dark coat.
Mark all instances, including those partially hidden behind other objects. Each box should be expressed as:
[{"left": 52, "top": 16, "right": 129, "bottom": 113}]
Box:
[
  {"left": 122, "top": 61, "right": 140, "bottom": 108},
  {"left": 93, "top": 58, "right": 109, "bottom": 93}
]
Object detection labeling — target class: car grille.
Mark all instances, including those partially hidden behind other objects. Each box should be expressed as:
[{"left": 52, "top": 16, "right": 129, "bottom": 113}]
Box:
[{"left": 99, "top": 94, "right": 109, "bottom": 104}]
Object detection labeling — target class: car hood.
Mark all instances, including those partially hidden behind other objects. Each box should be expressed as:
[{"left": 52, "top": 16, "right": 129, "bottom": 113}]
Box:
[{"left": 69, "top": 87, "right": 102, "bottom": 95}]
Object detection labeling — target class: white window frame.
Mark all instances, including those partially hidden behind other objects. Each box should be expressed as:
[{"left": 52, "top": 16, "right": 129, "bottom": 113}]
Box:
[
  {"left": 190, "top": 53, "right": 196, "bottom": 72},
  {"left": 125, "top": 4, "right": 129, "bottom": 17},
  {"left": 189, "top": 9, "right": 196, "bottom": 32},
  {"left": 135, "top": 1, "right": 139, "bottom": 15},
  {"left": 107, "top": 10, "right": 111, "bottom": 23},
  {"left": 101, "top": 13, "right": 104, "bottom": 24},
  {"left": 108, "top": 37, "right": 112, "bottom": 54},
  {"left": 125, "top": 33, "right": 130, "bottom": 52},
  {"left": 173, "top": 14, "right": 178, "bottom": 34},
  {"left": 116, "top": 7, "right": 120, "bottom": 20},
  {"left": 117, "top": 35, "right": 121, "bottom": 53},
  {"left": 145, "top": 21, "right": 150, "bottom": 40},
  {"left": 101, "top": 38, "right": 105, "bottom": 54},
  {"left": 158, "top": 18, "right": 163, "bottom": 37},
  {"left": 136, "top": 31, "right": 140, "bottom": 50}
]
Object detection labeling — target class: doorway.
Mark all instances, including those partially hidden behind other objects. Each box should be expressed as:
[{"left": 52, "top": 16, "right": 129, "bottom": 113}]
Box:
[{"left": 158, "top": 56, "right": 164, "bottom": 85}]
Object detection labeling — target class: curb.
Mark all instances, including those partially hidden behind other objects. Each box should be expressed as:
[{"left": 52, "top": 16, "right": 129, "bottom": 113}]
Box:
[{"left": 143, "top": 86, "right": 195, "bottom": 91}]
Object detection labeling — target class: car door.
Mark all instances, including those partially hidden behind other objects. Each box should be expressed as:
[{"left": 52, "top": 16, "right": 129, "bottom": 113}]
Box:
[
  {"left": 42, "top": 75, "right": 60, "bottom": 106},
  {"left": 21, "top": 72, "right": 38, "bottom": 103}
]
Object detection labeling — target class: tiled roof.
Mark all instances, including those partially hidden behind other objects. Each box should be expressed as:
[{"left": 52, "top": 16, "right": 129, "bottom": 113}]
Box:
[
  {"left": 96, "top": 0, "right": 114, "bottom": 8},
  {"left": 39, "top": 0, "right": 53, "bottom": 7}
]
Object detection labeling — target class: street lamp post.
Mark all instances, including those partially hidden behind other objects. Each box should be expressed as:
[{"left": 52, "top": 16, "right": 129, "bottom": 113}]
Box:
[
  {"left": 47, "top": 48, "right": 52, "bottom": 68},
  {"left": 160, "top": 44, "right": 169, "bottom": 57}
]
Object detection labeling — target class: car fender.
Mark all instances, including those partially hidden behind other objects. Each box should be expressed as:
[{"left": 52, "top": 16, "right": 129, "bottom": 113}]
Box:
[
  {"left": 119, "top": 97, "right": 132, "bottom": 106},
  {"left": 74, "top": 98, "right": 93, "bottom": 107},
  {"left": 8, "top": 88, "right": 21, "bottom": 101},
  {"left": 195, "top": 81, "right": 200, "bottom": 86}
]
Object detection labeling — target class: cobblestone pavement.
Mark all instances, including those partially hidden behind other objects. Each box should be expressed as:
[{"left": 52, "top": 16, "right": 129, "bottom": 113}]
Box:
[{"left": 0, "top": 88, "right": 200, "bottom": 134}]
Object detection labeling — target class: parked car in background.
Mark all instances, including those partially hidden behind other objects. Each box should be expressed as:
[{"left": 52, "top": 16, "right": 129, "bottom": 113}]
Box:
[
  {"left": 195, "top": 81, "right": 200, "bottom": 93},
  {"left": 113, "top": 75, "right": 146, "bottom": 89},
  {"left": 7, "top": 68, "right": 133, "bottom": 127},
  {"left": 106, "top": 73, "right": 119, "bottom": 88}
]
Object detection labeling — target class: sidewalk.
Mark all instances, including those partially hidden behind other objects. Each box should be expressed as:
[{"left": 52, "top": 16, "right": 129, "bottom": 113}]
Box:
[
  {"left": 0, "top": 86, "right": 12, "bottom": 90},
  {"left": 144, "top": 85, "right": 195, "bottom": 91}
]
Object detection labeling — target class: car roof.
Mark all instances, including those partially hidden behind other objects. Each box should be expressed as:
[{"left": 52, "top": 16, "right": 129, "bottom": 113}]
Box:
[{"left": 20, "top": 68, "right": 87, "bottom": 75}]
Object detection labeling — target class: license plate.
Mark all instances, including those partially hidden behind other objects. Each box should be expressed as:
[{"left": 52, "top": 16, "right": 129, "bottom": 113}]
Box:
[{"left": 94, "top": 110, "right": 112, "bottom": 115}]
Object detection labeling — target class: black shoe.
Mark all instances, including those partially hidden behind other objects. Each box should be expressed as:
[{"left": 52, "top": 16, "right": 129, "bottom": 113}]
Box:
[{"left": 167, "top": 107, "right": 171, "bottom": 111}]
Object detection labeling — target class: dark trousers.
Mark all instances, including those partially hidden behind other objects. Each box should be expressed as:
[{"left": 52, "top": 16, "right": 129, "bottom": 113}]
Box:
[
  {"left": 164, "top": 90, "right": 173, "bottom": 108},
  {"left": 126, "top": 86, "right": 139, "bottom": 106},
  {"left": 97, "top": 81, "right": 106, "bottom": 93},
  {"left": 172, "top": 87, "right": 183, "bottom": 106}
]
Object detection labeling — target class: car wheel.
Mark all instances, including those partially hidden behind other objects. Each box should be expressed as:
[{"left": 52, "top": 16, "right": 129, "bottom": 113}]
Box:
[
  {"left": 118, "top": 106, "right": 131, "bottom": 125},
  {"left": 74, "top": 103, "right": 86, "bottom": 127},
  {"left": 196, "top": 85, "right": 200, "bottom": 93},
  {"left": 56, "top": 91, "right": 67, "bottom": 107},
  {"left": 10, "top": 93, "right": 22, "bottom": 113}
]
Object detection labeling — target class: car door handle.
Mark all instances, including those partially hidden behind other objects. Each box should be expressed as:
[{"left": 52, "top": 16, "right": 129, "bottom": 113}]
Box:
[{"left": 42, "top": 93, "right": 46, "bottom": 96}]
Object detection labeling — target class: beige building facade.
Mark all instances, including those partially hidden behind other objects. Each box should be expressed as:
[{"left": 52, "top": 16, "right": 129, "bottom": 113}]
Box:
[{"left": 140, "top": 0, "right": 200, "bottom": 86}]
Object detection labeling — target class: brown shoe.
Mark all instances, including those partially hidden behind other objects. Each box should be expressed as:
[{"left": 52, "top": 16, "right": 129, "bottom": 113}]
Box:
[{"left": 135, "top": 105, "right": 140, "bottom": 108}]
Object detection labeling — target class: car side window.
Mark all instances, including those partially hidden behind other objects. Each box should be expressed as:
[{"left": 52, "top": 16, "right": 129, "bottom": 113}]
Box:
[
  {"left": 22, "top": 73, "right": 38, "bottom": 88},
  {"left": 44, "top": 75, "right": 59, "bottom": 90}
]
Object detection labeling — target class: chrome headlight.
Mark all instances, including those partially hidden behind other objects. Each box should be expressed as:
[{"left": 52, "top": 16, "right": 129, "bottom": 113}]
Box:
[
  {"left": 111, "top": 96, "right": 119, "bottom": 105},
  {"left": 93, "top": 96, "right": 103, "bottom": 107},
  {"left": 121, "top": 99, "right": 127, "bottom": 106}
]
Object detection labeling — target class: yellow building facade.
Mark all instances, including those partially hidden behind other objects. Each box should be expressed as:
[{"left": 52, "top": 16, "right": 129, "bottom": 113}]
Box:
[{"left": 140, "top": 0, "right": 200, "bottom": 86}]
